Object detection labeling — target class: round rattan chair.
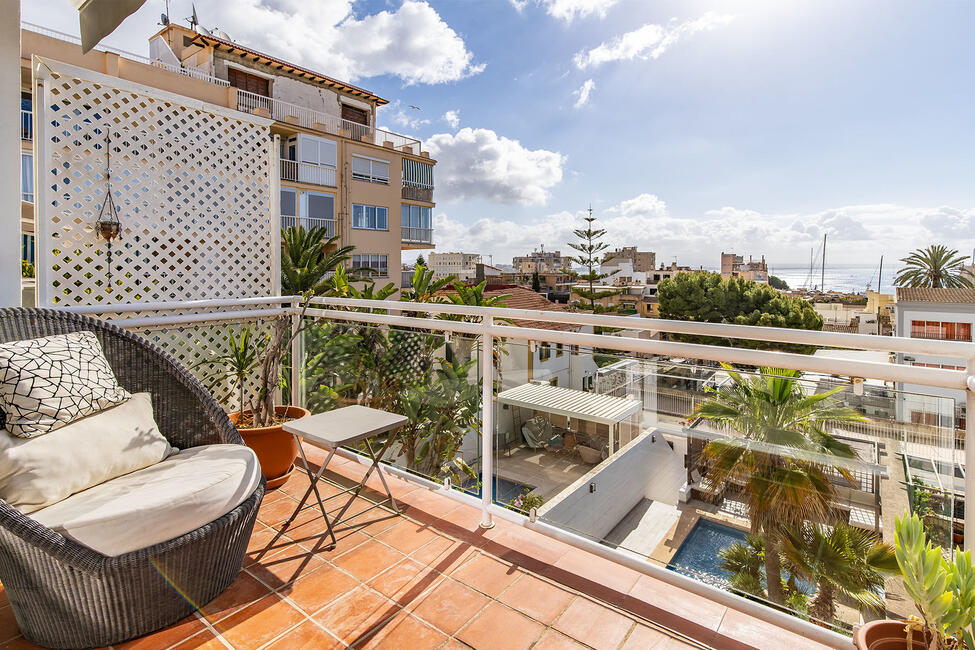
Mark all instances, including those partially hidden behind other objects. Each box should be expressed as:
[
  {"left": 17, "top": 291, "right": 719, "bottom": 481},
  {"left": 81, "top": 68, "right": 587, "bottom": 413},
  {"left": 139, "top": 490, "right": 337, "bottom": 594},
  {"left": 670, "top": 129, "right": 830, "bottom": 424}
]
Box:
[{"left": 0, "top": 308, "right": 265, "bottom": 649}]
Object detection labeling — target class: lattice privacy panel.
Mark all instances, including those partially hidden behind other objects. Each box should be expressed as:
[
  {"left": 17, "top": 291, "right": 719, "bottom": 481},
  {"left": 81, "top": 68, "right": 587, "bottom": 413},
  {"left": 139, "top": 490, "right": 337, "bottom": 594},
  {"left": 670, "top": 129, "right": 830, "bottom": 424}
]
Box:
[
  {"left": 36, "top": 63, "right": 275, "bottom": 306},
  {"left": 136, "top": 317, "right": 280, "bottom": 408}
]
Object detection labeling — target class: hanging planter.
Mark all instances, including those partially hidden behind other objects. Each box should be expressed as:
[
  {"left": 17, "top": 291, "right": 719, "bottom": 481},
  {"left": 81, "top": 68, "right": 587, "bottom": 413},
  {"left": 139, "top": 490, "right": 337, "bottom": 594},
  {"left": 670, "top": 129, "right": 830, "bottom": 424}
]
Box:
[{"left": 94, "top": 129, "right": 122, "bottom": 291}]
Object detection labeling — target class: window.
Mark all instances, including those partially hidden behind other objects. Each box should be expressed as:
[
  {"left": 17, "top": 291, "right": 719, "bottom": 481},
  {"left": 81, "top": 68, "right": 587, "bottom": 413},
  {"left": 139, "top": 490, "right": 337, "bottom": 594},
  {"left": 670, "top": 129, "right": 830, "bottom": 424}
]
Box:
[
  {"left": 351, "top": 155, "right": 389, "bottom": 184},
  {"left": 22, "top": 234, "right": 34, "bottom": 265},
  {"left": 911, "top": 410, "right": 941, "bottom": 427},
  {"left": 20, "top": 152, "right": 32, "bottom": 203},
  {"left": 227, "top": 67, "right": 269, "bottom": 96},
  {"left": 303, "top": 192, "right": 335, "bottom": 221},
  {"left": 556, "top": 343, "right": 564, "bottom": 357},
  {"left": 911, "top": 320, "right": 972, "bottom": 341},
  {"left": 352, "top": 204, "right": 388, "bottom": 230},
  {"left": 280, "top": 188, "right": 297, "bottom": 217},
  {"left": 549, "top": 377, "right": 559, "bottom": 387},
  {"left": 402, "top": 159, "right": 434, "bottom": 188},
  {"left": 341, "top": 104, "right": 369, "bottom": 125},
  {"left": 351, "top": 254, "right": 388, "bottom": 277},
  {"left": 539, "top": 342, "right": 551, "bottom": 362},
  {"left": 401, "top": 204, "right": 432, "bottom": 229},
  {"left": 298, "top": 135, "right": 336, "bottom": 168}
]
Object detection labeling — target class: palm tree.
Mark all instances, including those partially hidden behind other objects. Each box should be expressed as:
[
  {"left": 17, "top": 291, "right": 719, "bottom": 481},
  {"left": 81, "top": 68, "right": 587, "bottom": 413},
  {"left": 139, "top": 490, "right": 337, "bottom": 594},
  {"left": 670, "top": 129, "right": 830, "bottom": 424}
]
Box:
[
  {"left": 782, "top": 523, "right": 898, "bottom": 624},
  {"left": 402, "top": 264, "right": 455, "bottom": 303},
  {"left": 895, "top": 245, "right": 974, "bottom": 289},
  {"left": 281, "top": 225, "right": 355, "bottom": 296},
  {"left": 693, "top": 365, "right": 868, "bottom": 605}
]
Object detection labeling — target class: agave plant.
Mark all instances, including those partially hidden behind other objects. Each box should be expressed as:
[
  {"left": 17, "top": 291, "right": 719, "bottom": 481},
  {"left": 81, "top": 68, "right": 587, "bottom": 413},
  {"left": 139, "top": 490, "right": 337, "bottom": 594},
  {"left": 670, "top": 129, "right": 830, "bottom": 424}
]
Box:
[
  {"left": 895, "top": 245, "right": 975, "bottom": 289},
  {"left": 895, "top": 512, "right": 975, "bottom": 649}
]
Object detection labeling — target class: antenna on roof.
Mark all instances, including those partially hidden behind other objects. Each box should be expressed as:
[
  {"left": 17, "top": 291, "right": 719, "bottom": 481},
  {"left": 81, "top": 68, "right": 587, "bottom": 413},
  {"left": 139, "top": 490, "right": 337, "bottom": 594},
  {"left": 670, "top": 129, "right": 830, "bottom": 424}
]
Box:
[{"left": 159, "top": 13, "right": 169, "bottom": 26}]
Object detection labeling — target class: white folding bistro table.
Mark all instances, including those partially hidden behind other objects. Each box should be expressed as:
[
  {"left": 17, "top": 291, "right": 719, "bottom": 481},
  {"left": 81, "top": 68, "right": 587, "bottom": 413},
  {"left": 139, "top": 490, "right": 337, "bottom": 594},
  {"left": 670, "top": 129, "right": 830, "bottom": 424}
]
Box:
[{"left": 282, "top": 405, "right": 408, "bottom": 548}]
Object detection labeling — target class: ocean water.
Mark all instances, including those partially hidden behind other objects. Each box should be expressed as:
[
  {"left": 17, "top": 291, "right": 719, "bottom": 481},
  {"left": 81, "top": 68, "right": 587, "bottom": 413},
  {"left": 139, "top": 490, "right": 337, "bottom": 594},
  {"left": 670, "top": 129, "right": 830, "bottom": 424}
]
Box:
[{"left": 765, "top": 264, "right": 884, "bottom": 294}]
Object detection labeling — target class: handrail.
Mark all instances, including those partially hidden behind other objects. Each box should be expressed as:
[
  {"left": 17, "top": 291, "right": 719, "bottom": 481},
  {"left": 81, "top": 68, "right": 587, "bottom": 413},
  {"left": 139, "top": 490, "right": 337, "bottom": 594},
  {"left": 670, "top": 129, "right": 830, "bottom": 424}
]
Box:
[
  {"left": 22, "top": 21, "right": 229, "bottom": 87},
  {"left": 236, "top": 89, "right": 422, "bottom": 153}
]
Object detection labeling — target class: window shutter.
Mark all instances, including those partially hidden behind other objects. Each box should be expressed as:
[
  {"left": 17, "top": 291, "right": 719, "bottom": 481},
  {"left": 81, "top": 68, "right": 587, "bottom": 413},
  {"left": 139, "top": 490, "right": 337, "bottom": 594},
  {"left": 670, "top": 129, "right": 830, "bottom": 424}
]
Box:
[{"left": 342, "top": 104, "right": 369, "bottom": 125}]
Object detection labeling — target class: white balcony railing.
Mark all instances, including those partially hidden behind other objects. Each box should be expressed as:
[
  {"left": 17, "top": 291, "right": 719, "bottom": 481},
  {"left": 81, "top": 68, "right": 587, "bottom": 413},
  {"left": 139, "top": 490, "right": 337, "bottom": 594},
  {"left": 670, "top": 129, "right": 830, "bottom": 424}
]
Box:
[
  {"left": 279, "top": 159, "right": 336, "bottom": 187},
  {"left": 62, "top": 295, "right": 975, "bottom": 648},
  {"left": 236, "top": 89, "right": 422, "bottom": 154},
  {"left": 20, "top": 110, "right": 31, "bottom": 141},
  {"left": 280, "top": 215, "right": 336, "bottom": 237},
  {"left": 401, "top": 226, "right": 434, "bottom": 244},
  {"left": 21, "top": 22, "right": 229, "bottom": 87}
]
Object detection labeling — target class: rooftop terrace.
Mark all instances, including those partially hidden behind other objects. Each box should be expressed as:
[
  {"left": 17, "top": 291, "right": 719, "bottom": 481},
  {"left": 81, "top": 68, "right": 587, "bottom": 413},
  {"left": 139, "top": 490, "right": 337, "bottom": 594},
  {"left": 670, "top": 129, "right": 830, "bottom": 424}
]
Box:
[{"left": 0, "top": 441, "right": 837, "bottom": 650}]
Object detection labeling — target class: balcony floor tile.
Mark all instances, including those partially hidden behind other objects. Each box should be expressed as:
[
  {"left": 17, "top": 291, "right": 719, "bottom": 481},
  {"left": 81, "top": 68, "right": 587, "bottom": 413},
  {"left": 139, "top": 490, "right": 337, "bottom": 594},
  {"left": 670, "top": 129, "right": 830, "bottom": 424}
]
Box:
[{"left": 0, "top": 443, "right": 839, "bottom": 649}]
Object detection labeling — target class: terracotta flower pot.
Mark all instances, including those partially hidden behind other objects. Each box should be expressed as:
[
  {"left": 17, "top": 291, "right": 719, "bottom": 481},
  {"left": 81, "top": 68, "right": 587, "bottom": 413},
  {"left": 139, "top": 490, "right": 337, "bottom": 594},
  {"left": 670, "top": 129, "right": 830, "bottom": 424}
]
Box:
[
  {"left": 229, "top": 405, "right": 310, "bottom": 489},
  {"left": 854, "top": 620, "right": 932, "bottom": 650}
]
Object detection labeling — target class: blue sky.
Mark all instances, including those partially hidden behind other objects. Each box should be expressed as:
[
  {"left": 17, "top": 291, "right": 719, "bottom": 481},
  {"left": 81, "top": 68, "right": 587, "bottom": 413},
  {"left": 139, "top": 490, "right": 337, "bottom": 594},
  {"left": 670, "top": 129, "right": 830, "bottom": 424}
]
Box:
[{"left": 24, "top": 0, "right": 975, "bottom": 273}]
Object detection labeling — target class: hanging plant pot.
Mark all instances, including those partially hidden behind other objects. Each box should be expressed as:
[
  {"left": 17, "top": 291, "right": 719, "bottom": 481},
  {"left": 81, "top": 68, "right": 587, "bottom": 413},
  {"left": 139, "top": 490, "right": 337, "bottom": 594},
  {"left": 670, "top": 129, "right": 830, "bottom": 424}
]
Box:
[{"left": 229, "top": 405, "right": 310, "bottom": 489}]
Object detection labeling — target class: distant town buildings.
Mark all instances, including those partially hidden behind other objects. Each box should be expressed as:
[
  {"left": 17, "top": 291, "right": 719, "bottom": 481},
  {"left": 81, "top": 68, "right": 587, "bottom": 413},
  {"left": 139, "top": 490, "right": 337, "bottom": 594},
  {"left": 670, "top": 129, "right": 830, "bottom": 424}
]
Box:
[
  {"left": 427, "top": 252, "right": 483, "bottom": 281},
  {"left": 513, "top": 247, "right": 571, "bottom": 274},
  {"left": 603, "top": 247, "right": 656, "bottom": 274},
  {"left": 720, "top": 252, "right": 769, "bottom": 284}
]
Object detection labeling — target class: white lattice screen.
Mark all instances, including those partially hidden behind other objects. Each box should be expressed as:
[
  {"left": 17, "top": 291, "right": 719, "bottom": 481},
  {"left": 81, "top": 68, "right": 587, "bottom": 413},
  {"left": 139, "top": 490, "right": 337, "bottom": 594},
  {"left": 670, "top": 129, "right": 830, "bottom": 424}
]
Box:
[{"left": 34, "top": 59, "right": 277, "bottom": 307}]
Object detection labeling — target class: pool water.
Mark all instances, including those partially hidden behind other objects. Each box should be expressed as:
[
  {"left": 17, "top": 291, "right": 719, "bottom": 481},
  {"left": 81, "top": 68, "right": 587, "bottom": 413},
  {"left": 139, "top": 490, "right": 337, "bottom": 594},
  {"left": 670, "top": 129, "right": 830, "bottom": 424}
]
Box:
[
  {"left": 667, "top": 519, "right": 747, "bottom": 588},
  {"left": 460, "top": 474, "right": 534, "bottom": 504},
  {"left": 667, "top": 519, "right": 815, "bottom": 594}
]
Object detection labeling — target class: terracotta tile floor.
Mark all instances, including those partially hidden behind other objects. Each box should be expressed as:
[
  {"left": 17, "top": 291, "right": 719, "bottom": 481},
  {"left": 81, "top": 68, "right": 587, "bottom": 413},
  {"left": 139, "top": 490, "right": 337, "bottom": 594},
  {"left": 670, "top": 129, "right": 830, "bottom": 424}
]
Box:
[{"left": 0, "top": 446, "right": 837, "bottom": 650}]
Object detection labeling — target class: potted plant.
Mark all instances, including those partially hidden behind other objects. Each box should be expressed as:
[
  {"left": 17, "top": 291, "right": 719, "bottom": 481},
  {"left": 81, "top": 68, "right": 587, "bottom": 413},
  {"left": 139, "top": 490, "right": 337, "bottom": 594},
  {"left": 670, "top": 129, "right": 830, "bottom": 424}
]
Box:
[
  {"left": 855, "top": 512, "right": 975, "bottom": 650},
  {"left": 204, "top": 225, "right": 354, "bottom": 487}
]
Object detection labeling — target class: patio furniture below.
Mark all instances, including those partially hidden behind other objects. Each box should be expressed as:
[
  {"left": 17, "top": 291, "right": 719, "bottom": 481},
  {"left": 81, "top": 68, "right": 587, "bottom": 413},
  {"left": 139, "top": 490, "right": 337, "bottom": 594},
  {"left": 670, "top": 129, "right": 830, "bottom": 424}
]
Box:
[
  {"left": 689, "top": 469, "right": 726, "bottom": 504},
  {"left": 282, "top": 405, "right": 406, "bottom": 542},
  {"left": 0, "top": 308, "right": 265, "bottom": 649}
]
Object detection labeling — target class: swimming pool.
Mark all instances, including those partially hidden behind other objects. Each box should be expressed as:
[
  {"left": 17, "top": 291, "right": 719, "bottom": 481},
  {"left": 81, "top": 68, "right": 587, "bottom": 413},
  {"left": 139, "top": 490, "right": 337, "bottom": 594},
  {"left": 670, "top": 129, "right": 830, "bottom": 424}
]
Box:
[
  {"left": 668, "top": 519, "right": 815, "bottom": 594},
  {"left": 667, "top": 519, "right": 747, "bottom": 588}
]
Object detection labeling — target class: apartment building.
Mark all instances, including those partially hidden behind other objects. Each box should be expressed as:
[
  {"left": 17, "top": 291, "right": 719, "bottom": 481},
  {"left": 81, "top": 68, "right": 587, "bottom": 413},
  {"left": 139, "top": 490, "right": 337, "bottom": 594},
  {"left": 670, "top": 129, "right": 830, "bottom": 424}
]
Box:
[
  {"left": 427, "top": 252, "right": 483, "bottom": 281},
  {"left": 19, "top": 21, "right": 434, "bottom": 295},
  {"left": 894, "top": 287, "right": 974, "bottom": 429},
  {"left": 513, "top": 248, "right": 571, "bottom": 274},
  {"left": 720, "top": 252, "right": 768, "bottom": 284},
  {"left": 604, "top": 247, "right": 656, "bottom": 274}
]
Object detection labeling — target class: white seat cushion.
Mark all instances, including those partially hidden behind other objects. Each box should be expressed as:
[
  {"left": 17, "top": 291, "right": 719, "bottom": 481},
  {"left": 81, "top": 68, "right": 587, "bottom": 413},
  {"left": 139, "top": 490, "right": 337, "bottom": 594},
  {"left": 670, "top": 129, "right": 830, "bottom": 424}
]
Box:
[
  {"left": 31, "top": 444, "right": 261, "bottom": 557},
  {"left": 0, "top": 393, "right": 174, "bottom": 513}
]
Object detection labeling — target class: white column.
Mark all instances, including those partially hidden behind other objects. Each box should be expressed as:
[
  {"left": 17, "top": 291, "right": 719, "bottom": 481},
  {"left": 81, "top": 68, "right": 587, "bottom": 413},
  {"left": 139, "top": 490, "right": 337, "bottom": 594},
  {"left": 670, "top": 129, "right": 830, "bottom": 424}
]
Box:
[
  {"left": 0, "top": 0, "right": 22, "bottom": 307},
  {"left": 965, "top": 357, "right": 975, "bottom": 549},
  {"left": 480, "top": 315, "right": 495, "bottom": 528}
]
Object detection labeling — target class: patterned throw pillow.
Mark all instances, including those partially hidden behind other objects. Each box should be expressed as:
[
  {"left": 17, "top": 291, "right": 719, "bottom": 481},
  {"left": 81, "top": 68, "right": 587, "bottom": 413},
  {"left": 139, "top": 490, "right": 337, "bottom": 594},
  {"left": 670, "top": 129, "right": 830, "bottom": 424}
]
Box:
[{"left": 0, "top": 331, "right": 131, "bottom": 438}]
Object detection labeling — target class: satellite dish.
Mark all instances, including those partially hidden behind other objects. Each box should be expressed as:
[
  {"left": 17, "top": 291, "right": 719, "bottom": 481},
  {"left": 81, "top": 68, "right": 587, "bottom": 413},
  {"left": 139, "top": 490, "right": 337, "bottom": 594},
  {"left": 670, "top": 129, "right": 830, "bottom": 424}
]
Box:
[
  {"left": 216, "top": 30, "right": 231, "bottom": 40},
  {"left": 160, "top": 13, "right": 169, "bottom": 26}
]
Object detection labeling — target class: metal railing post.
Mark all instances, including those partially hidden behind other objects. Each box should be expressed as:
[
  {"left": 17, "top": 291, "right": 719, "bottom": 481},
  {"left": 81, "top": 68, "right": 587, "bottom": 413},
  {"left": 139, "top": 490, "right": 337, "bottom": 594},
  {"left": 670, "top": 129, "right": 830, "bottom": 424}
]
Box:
[
  {"left": 480, "top": 315, "right": 495, "bottom": 529},
  {"left": 290, "top": 298, "right": 301, "bottom": 408},
  {"left": 966, "top": 357, "right": 975, "bottom": 548}
]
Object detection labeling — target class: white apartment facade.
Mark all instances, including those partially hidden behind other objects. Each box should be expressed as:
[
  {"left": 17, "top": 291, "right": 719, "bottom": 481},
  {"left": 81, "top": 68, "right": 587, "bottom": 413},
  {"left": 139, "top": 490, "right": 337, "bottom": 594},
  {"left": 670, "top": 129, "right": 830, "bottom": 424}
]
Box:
[
  {"left": 894, "top": 287, "right": 975, "bottom": 429},
  {"left": 427, "top": 252, "right": 483, "bottom": 281}
]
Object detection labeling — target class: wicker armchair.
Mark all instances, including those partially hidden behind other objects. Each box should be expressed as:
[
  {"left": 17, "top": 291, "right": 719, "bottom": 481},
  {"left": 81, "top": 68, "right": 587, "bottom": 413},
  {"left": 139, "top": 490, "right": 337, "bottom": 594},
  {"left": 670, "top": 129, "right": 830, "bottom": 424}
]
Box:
[{"left": 0, "top": 308, "right": 265, "bottom": 649}]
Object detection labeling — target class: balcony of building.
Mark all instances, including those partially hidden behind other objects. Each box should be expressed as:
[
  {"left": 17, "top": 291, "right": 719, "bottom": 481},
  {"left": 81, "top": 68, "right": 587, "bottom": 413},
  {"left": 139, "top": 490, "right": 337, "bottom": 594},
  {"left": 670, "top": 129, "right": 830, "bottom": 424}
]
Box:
[
  {"left": 279, "top": 158, "right": 337, "bottom": 188},
  {"left": 237, "top": 90, "right": 423, "bottom": 155},
  {"left": 401, "top": 203, "right": 435, "bottom": 249},
  {"left": 20, "top": 109, "right": 30, "bottom": 141}
]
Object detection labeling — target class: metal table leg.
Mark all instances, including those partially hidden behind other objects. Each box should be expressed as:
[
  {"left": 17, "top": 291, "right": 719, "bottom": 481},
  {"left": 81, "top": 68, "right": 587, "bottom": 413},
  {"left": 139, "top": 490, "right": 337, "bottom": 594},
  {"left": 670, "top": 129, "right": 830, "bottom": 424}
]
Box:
[
  {"left": 285, "top": 434, "right": 337, "bottom": 548},
  {"left": 330, "top": 431, "right": 401, "bottom": 526}
]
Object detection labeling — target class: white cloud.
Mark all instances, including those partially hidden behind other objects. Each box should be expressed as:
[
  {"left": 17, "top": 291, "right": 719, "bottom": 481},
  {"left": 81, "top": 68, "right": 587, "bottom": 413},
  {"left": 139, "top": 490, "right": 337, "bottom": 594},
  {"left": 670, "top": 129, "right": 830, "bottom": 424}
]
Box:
[
  {"left": 442, "top": 110, "right": 461, "bottom": 129},
  {"left": 573, "top": 79, "right": 595, "bottom": 108},
  {"left": 425, "top": 128, "right": 565, "bottom": 205},
  {"left": 185, "top": 0, "right": 483, "bottom": 85},
  {"left": 512, "top": 0, "right": 620, "bottom": 22},
  {"left": 431, "top": 197, "right": 974, "bottom": 269},
  {"left": 574, "top": 12, "right": 734, "bottom": 69}
]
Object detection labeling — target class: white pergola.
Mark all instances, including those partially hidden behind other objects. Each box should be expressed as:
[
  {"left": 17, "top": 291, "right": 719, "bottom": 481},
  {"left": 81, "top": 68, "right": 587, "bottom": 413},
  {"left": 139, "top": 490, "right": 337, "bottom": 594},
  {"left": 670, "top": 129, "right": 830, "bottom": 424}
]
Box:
[{"left": 497, "top": 382, "right": 641, "bottom": 454}]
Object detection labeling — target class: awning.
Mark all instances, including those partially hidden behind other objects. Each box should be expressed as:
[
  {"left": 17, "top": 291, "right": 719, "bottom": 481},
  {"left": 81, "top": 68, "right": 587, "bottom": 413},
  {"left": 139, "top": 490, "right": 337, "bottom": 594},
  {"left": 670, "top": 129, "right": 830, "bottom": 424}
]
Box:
[
  {"left": 497, "top": 382, "right": 641, "bottom": 426},
  {"left": 73, "top": 0, "right": 147, "bottom": 53}
]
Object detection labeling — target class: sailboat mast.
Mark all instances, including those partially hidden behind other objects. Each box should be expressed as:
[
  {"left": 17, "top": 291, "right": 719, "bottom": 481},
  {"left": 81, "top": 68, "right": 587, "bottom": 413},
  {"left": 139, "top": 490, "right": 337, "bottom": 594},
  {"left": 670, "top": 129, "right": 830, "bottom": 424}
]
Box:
[
  {"left": 877, "top": 255, "right": 883, "bottom": 294},
  {"left": 820, "top": 233, "right": 826, "bottom": 291}
]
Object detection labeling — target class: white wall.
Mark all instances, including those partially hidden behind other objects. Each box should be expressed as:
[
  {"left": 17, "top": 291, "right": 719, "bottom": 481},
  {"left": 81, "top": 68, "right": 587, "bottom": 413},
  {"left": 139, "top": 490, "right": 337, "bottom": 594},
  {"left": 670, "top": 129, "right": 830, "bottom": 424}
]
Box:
[
  {"left": 539, "top": 431, "right": 686, "bottom": 540},
  {"left": 0, "top": 0, "right": 20, "bottom": 307}
]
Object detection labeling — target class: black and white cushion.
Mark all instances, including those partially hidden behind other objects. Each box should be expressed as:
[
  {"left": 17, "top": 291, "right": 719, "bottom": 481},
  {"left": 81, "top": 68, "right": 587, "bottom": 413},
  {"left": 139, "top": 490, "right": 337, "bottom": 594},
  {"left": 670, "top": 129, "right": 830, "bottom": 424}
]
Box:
[{"left": 0, "top": 331, "right": 131, "bottom": 438}]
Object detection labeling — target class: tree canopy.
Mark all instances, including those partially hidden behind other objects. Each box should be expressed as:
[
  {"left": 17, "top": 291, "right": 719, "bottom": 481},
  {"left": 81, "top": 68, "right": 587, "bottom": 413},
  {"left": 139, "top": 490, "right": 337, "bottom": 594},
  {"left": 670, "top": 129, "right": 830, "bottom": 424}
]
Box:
[
  {"left": 895, "top": 244, "right": 974, "bottom": 289},
  {"left": 657, "top": 271, "right": 823, "bottom": 353},
  {"left": 768, "top": 275, "right": 789, "bottom": 290}
]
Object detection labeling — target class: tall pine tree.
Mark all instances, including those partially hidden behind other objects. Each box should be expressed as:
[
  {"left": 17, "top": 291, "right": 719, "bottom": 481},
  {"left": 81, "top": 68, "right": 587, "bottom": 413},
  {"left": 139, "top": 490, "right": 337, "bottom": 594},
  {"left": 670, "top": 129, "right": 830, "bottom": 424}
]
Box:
[{"left": 568, "top": 207, "right": 618, "bottom": 312}]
